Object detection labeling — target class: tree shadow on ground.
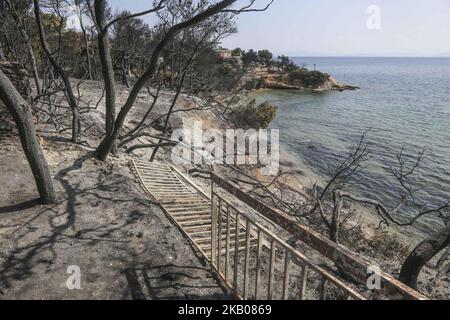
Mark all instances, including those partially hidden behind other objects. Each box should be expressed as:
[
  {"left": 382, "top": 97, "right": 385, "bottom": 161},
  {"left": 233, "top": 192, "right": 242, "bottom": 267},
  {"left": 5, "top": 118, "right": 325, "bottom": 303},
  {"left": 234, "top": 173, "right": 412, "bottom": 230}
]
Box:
[
  {"left": 0, "top": 154, "right": 92, "bottom": 285},
  {"left": 0, "top": 199, "right": 41, "bottom": 214},
  {"left": 123, "top": 264, "right": 232, "bottom": 300},
  {"left": 0, "top": 154, "right": 144, "bottom": 290},
  {"left": 0, "top": 152, "right": 230, "bottom": 299}
]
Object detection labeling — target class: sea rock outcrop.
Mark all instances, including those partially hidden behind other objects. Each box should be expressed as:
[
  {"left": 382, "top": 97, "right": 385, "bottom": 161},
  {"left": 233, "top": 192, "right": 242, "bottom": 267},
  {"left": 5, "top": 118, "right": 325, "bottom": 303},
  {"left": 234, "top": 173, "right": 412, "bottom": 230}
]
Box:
[
  {"left": 241, "top": 66, "right": 359, "bottom": 92},
  {"left": 314, "top": 76, "right": 359, "bottom": 92}
]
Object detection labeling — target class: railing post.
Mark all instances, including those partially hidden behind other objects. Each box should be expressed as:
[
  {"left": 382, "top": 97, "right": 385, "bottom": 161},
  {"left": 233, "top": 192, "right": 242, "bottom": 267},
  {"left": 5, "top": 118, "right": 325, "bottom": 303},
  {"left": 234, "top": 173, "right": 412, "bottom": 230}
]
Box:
[
  {"left": 208, "top": 174, "right": 373, "bottom": 301},
  {"left": 320, "top": 277, "right": 329, "bottom": 300},
  {"left": 233, "top": 213, "right": 240, "bottom": 291},
  {"left": 299, "top": 265, "right": 309, "bottom": 300},
  {"left": 282, "top": 252, "right": 290, "bottom": 300},
  {"left": 211, "top": 179, "right": 218, "bottom": 267},
  {"left": 217, "top": 199, "right": 223, "bottom": 273},
  {"left": 225, "top": 206, "right": 231, "bottom": 283},
  {"left": 243, "top": 219, "right": 251, "bottom": 300},
  {"left": 255, "top": 230, "right": 263, "bottom": 300},
  {"left": 268, "top": 239, "right": 276, "bottom": 300}
]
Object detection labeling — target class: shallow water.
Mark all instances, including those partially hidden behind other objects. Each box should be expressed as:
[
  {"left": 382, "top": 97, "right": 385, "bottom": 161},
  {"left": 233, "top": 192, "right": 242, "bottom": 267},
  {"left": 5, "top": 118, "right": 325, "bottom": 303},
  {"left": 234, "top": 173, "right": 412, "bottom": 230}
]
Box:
[{"left": 256, "top": 57, "right": 450, "bottom": 236}]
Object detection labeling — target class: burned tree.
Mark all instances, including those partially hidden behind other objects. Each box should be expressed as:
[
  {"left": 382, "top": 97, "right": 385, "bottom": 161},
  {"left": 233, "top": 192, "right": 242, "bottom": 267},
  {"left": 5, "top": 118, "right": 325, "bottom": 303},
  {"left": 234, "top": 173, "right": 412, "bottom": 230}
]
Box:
[
  {"left": 0, "top": 66, "right": 57, "bottom": 204},
  {"left": 91, "top": 0, "right": 166, "bottom": 148},
  {"left": 144, "top": 1, "right": 238, "bottom": 160},
  {"left": 0, "top": 0, "right": 43, "bottom": 95},
  {"left": 93, "top": 0, "right": 274, "bottom": 161},
  {"left": 310, "top": 134, "right": 450, "bottom": 289},
  {"left": 75, "top": 0, "right": 94, "bottom": 80},
  {"left": 32, "top": 0, "right": 81, "bottom": 142},
  {"left": 110, "top": 10, "right": 154, "bottom": 88}
]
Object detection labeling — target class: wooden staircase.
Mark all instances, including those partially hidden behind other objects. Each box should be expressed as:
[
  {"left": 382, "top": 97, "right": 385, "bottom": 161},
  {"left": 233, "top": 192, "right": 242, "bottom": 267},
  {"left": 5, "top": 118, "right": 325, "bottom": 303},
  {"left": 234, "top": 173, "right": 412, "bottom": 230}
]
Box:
[{"left": 130, "top": 160, "right": 255, "bottom": 260}]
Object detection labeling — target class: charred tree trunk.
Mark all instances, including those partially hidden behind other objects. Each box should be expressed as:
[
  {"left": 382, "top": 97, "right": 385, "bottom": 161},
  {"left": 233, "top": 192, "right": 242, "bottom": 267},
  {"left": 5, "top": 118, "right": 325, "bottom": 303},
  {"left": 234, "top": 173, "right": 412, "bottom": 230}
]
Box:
[
  {"left": 26, "top": 42, "right": 42, "bottom": 95},
  {"left": 6, "top": 0, "right": 42, "bottom": 95},
  {"left": 33, "top": 0, "right": 80, "bottom": 143},
  {"left": 0, "top": 43, "right": 4, "bottom": 60},
  {"left": 150, "top": 63, "right": 191, "bottom": 162},
  {"left": 121, "top": 57, "right": 130, "bottom": 88},
  {"left": 95, "top": 0, "right": 239, "bottom": 161},
  {"left": 77, "top": 2, "right": 93, "bottom": 80},
  {"left": 329, "top": 192, "right": 342, "bottom": 243},
  {"left": 149, "top": 85, "right": 181, "bottom": 162},
  {"left": 94, "top": 0, "right": 116, "bottom": 146},
  {"left": 0, "top": 68, "right": 57, "bottom": 203},
  {"left": 399, "top": 222, "right": 450, "bottom": 289}
]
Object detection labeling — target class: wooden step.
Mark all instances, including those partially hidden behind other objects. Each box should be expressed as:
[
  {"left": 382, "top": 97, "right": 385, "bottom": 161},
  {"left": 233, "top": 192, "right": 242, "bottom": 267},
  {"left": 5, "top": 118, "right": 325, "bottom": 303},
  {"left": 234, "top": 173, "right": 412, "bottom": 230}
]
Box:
[
  {"left": 170, "top": 207, "right": 211, "bottom": 214},
  {"left": 198, "top": 237, "right": 254, "bottom": 251},
  {"left": 195, "top": 233, "right": 247, "bottom": 245},
  {"left": 135, "top": 165, "right": 172, "bottom": 172},
  {"left": 179, "top": 218, "right": 212, "bottom": 227},
  {"left": 152, "top": 192, "right": 196, "bottom": 198},
  {"left": 140, "top": 177, "right": 181, "bottom": 183},
  {"left": 141, "top": 182, "right": 186, "bottom": 188},
  {"left": 183, "top": 224, "right": 214, "bottom": 232},
  {"left": 132, "top": 160, "right": 258, "bottom": 269},
  {"left": 162, "top": 200, "right": 209, "bottom": 206},
  {"left": 189, "top": 228, "right": 242, "bottom": 238},
  {"left": 160, "top": 195, "right": 199, "bottom": 203},
  {"left": 165, "top": 202, "right": 210, "bottom": 208},
  {"left": 175, "top": 214, "right": 212, "bottom": 222},
  {"left": 203, "top": 244, "right": 257, "bottom": 259}
]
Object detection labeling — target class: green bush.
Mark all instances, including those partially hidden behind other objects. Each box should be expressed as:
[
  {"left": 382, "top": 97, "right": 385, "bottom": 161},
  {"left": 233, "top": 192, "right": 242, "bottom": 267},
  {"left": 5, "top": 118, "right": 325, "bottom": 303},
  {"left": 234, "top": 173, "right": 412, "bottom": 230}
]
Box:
[
  {"left": 243, "top": 77, "right": 265, "bottom": 90},
  {"left": 288, "top": 69, "right": 329, "bottom": 87},
  {"left": 232, "top": 48, "right": 244, "bottom": 57},
  {"left": 244, "top": 79, "right": 258, "bottom": 91},
  {"left": 277, "top": 55, "right": 297, "bottom": 72},
  {"left": 243, "top": 49, "right": 259, "bottom": 65},
  {"left": 258, "top": 50, "right": 273, "bottom": 65},
  {"left": 230, "top": 99, "right": 277, "bottom": 129}
]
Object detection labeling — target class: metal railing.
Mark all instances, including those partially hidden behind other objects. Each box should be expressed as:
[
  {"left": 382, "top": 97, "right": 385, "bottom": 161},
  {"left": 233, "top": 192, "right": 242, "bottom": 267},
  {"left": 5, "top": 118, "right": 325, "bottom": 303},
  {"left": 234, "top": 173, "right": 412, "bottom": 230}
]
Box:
[
  {"left": 210, "top": 173, "right": 426, "bottom": 300},
  {"left": 211, "top": 178, "right": 365, "bottom": 300}
]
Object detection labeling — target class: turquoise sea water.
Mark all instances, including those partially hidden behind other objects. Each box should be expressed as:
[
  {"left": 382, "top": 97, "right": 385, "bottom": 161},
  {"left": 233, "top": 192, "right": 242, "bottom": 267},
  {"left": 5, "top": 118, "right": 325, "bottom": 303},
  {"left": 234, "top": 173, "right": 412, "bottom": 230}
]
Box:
[{"left": 256, "top": 57, "right": 450, "bottom": 236}]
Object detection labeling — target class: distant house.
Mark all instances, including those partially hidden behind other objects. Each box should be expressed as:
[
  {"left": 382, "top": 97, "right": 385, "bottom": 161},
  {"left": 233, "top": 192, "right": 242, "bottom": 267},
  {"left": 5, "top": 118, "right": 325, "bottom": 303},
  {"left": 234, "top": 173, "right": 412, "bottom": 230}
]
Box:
[
  {"left": 215, "top": 49, "right": 243, "bottom": 65},
  {"left": 216, "top": 49, "right": 233, "bottom": 60}
]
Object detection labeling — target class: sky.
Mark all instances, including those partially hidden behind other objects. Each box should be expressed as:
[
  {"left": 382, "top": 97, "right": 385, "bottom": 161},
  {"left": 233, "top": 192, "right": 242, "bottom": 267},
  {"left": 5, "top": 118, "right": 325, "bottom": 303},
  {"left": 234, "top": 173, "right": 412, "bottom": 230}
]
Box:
[{"left": 106, "top": 0, "right": 450, "bottom": 57}]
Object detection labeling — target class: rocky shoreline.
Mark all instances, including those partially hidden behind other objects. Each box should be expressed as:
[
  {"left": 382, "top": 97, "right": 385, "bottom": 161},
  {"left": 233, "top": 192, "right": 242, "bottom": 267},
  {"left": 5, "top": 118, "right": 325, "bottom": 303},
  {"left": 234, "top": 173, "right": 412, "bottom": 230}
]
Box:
[{"left": 241, "top": 66, "right": 360, "bottom": 92}]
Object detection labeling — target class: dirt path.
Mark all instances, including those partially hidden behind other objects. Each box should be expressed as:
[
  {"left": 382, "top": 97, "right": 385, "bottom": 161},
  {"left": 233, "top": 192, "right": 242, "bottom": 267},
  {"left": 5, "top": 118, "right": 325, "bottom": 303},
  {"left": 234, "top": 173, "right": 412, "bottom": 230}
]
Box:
[{"left": 0, "top": 134, "right": 230, "bottom": 299}]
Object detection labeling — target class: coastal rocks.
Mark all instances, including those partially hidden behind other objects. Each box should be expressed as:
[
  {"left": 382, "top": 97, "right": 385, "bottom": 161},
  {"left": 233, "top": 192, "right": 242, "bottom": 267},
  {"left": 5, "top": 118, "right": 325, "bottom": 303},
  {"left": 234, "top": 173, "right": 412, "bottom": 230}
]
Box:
[
  {"left": 259, "top": 76, "right": 359, "bottom": 92},
  {"left": 241, "top": 67, "right": 359, "bottom": 92},
  {"left": 314, "top": 76, "right": 360, "bottom": 92},
  {"left": 262, "top": 79, "right": 302, "bottom": 90}
]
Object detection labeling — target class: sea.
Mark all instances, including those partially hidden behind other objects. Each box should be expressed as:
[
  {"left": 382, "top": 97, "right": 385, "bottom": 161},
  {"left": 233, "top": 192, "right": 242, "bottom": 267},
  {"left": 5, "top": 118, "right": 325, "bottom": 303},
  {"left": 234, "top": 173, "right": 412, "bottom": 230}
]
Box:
[{"left": 255, "top": 57, "right": 450, "bottom": 237}]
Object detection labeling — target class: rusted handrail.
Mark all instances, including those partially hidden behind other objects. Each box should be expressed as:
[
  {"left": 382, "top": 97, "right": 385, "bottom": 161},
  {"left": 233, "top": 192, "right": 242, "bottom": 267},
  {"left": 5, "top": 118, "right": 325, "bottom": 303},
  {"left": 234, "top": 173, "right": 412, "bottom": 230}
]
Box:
[
  {"left": 211, "top": 190, "right": 366, "bottom": 300},
  {"left": 211, "top": 173, "right": 426, "bottom": 300}
]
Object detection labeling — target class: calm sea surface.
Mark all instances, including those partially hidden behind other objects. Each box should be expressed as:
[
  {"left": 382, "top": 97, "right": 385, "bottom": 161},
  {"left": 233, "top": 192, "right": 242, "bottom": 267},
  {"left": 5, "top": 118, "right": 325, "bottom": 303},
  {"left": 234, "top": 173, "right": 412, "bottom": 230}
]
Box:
[{"left": 256, "top": 57, "right": 450, "bottom": 236}]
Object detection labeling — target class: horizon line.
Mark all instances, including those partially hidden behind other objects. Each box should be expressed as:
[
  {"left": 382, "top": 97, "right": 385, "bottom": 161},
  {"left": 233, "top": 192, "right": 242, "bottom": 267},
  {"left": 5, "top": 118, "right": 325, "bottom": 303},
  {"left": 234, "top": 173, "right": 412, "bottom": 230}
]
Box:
[{"left": 286, "top": 55, "right": 450, "bottom": 58}]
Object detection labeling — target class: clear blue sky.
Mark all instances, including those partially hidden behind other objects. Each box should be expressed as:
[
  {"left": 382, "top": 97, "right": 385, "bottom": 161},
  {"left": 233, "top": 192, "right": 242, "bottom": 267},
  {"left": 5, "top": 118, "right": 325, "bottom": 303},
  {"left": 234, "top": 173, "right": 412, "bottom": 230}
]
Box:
[{"left": 108, "top": 0, "right": 450, "bottom": 57}]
